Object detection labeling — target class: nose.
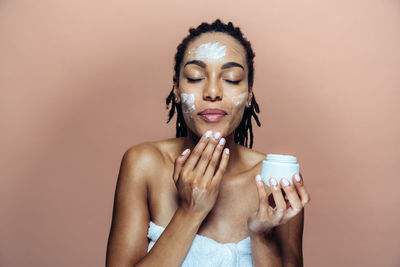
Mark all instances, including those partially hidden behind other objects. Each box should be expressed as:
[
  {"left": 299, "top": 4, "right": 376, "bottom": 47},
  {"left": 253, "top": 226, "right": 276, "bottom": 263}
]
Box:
[{"left": 203, "top": 75, "right": 222, "bottom": 101}]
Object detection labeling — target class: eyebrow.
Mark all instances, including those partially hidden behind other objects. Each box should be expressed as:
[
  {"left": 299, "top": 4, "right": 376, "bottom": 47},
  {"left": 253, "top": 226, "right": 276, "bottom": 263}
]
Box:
[{"left": 184, "top": 60, "right": 244, "bottom": 70}]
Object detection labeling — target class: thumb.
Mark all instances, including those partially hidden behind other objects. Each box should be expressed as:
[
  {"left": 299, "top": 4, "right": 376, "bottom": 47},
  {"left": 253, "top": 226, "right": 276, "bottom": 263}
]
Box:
[{"left": 173, "top": 148, "right": 190, "bottom": 183}]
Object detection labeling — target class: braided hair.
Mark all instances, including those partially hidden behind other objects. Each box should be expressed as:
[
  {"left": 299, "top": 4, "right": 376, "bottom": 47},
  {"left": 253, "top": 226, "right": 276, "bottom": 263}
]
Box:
[{"left": 166, "top": 19, "right": 261, "bottom": 148}]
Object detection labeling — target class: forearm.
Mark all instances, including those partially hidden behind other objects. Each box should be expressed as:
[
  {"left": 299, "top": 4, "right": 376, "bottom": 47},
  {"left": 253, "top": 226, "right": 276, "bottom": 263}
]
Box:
[
  {"left": 282, "top": 256, "right": 303, "bottom": 267},
  {"left": 134, "top": 208, "right": 204, "bottom": 267},
  {"left": 280, "top": 246, "right": 303, "bottom": 267},
  {"left": 250, "top": 230, "right": 283, "bottom": 267}
]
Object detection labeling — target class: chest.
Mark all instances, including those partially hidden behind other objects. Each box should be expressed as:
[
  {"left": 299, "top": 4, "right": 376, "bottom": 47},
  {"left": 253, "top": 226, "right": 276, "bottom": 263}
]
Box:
[{"left": 148, "top": 166, "right": 264, "bottom": 243}]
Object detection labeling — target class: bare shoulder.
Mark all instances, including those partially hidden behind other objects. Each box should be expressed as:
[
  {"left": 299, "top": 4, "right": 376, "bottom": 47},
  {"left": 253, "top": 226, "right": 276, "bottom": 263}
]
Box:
[
  {"left": 121, "top": 138, "right": 180, "bottom": 181},
  {"left": 238, "top": 145, "right": 267, "bottom": 170},
  {"left": 123, "top": 141, "right": 166, "bottom": 169}
]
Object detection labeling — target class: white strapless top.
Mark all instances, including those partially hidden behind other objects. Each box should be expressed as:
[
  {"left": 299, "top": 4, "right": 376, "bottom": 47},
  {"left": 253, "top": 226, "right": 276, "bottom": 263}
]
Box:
[{"left": 147, "top": 221, "right": 253, "bottom": 266}]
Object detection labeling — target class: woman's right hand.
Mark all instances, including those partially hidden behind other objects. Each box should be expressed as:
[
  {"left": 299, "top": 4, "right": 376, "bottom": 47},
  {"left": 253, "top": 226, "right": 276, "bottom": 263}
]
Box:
[{"left": 173, "top": 130, "right": 230, "bottom": 219}]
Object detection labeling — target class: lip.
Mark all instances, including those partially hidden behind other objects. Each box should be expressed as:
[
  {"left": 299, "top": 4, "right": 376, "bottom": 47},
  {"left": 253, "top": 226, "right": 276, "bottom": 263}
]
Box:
[
  {"left": 197, "top": 109, "right": 227, "bottom": 122},
  {"left": 197, "top": 108, "right": 227, "bottom": 115},
  {"left": 199, "top": 113, "right": 226, "bottom": 122}
]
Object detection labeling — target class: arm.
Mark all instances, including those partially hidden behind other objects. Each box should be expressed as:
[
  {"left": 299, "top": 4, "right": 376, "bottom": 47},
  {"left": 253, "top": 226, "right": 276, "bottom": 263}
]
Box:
[
  {"left": 250, "top": 209, "right": 303, "bottom": 267},
  {"left": 135, "top": 208, "right": 204, "bottom": 267},
  {"left": 105, "top": 143, "right": 204, "bottom": 267},
  {"left": 275, "top": 209, "right": 304, "bottom": 267},
  {"left": 250, "top": 228, "right": 283, "bottom": 267},
  {"left": 248, "top": 173, "right": 310, "bottom": 267}
]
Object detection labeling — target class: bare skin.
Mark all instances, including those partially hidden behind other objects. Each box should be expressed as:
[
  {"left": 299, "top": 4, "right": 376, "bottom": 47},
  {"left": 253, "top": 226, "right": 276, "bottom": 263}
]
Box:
[
  {"left": 147, "top": 135, "right": 265, "bottom": 241},
  {"left": 106, "top": 32, "right": 311, "bottom": 267}
]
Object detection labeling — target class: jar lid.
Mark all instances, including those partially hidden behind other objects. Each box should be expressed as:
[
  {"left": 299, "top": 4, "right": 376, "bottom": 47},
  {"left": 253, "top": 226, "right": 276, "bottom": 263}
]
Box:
[{"left": 266, "top": 154, "right": 297, "bottom": 163}]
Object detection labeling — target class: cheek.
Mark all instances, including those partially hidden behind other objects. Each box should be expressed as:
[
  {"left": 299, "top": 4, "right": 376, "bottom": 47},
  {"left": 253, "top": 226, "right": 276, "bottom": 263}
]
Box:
[
  {"left": 231, "top": 92, "right": 248, "bottom": 106},
  {"left": 180, "top": 93, "right": 196, "bottom": 115}
]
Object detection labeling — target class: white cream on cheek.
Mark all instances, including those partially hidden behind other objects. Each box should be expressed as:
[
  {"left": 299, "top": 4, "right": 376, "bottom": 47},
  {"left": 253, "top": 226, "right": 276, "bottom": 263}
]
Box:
[
  {"left": 232, "top": 92, "right": 248, "bottom": 106},
  {"left": 188, "top": 42, "right": 227, "bottom": 61},
  {"left": 180, "top": 93, "right": 196, "bottom": 118}
]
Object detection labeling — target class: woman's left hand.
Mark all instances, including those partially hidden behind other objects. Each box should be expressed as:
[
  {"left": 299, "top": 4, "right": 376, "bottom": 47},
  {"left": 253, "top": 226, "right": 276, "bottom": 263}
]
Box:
[{"left": 247, "top": 173, "right": 311, "bottom": 235}]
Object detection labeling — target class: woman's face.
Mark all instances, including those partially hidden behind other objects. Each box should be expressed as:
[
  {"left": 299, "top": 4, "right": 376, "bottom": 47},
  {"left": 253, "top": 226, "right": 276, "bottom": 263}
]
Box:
[{"left": 175, "top": 32, "right": 252, "bottom": 138}]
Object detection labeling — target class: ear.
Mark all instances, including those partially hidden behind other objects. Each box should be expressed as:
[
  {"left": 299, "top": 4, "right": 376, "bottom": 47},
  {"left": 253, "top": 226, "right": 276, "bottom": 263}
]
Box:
[
  {"left": 245, "top": 88, "right": 253, "bottom": 108},
  {"left": 173, "top": 80, "right": 181, "bottom": 104}
]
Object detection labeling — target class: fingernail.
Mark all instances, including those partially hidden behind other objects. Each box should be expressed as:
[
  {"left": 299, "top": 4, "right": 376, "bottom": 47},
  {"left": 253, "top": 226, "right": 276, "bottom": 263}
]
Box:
[
  {"left": 295, "top": 173, "right": 301, "bottom": 182},
  {"left": 213, "top": 132, "right": 221, "bottom": 140},
  {"left": 205, "top": 130, "right": 212, "bottom": 138},
  {"left": 181, "top": 148, "right": 189, "bottom": 155},
  {"left": 225, "top": 148, "right": 230, "bottom": 154},
  {"left": 282, "top": 178, "right": 290, "bottom": 187},
  {"left": 270, "top": 178, "right": 277, "bottom": 186},
  {"left": 218, "top": 137, "right": 226, "bottom": 146}
]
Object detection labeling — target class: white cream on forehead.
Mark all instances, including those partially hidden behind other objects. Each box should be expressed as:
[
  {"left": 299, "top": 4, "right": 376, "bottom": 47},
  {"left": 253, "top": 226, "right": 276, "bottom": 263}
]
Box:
[
  {"left": 188, "top": 42, "right": 226, "bottom": 61},
  {"left": 180, "top": 93, "right": 196, "bottom": 116},
  {"left": 232, "top": 92, "right": 248, "bottom": 106}
]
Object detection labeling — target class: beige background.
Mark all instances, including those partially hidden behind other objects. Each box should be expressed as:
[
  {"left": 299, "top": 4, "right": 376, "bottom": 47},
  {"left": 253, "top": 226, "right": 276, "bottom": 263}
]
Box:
[{"left": 1, "top": 0, "right": 399, "bottom": 266}]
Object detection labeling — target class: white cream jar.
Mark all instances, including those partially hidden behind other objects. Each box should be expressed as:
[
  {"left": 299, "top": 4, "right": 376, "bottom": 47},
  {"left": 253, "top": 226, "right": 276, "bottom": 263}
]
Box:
[{"left": 260, "top": 154, "right": 300, "bottom": 186}]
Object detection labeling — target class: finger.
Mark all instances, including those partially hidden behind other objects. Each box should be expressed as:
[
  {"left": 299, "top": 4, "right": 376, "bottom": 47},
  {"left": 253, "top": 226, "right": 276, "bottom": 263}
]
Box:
[
  {"left": 210, "top": 147, "right": 230, "bottom": 189},
  {"left": 173, "top": 148, "right": 191, "bottom": 183},
  {"left": 292, "top": 172, "right": 311, "bottom": 206},
  {"left": 193, "top": 132, "right": 221, "bottom": 178},
  {"left": 255, "top": 174, "right": 269, "bottom": 216},
  {"left": 280, "top": 177, "right": 303, "bottom": 210},
  {"left": 183, "top": 130, "right": 212, "bottom": 172},
  {"left": 203, "top": 137, "right": 226, "bottom": 185},
  {"left": 269, "top": 178, "right": 287, "bottom": 211}
]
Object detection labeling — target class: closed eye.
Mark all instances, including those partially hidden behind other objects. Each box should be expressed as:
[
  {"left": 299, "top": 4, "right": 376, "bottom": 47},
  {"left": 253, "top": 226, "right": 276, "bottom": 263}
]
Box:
[
  {"left": 225, "top": 80, "right": 241, "bottom": 85},
  {"left": 187, "top": 78, "right": 241, "bottom": 84},
  {"left": 187, "top": 78, "right": 203, "bottom": 83}
]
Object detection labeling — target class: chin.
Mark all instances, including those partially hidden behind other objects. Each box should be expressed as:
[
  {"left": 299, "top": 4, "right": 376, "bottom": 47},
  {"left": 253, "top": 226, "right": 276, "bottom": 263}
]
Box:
[{"left": 188, "top": 118, "right": 237, "bottom": 138}]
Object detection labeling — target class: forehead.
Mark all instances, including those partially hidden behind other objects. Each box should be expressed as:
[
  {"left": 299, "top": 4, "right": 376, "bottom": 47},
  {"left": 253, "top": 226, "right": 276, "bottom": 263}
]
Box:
[{"left": 183, "top": 32, "right": 247, "bottom": 67}]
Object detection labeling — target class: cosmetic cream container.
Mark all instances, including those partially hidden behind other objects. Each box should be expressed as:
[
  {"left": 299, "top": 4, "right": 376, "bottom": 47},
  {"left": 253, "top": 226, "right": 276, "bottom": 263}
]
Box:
[{"left": 260, "top": 154, "right": 300, "bottom": 186}]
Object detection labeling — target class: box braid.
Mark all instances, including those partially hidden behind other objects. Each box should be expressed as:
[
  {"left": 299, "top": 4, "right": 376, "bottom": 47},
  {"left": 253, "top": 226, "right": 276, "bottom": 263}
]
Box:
[{"left": 166, "top": 19, "right": 261, "bottom": 148}]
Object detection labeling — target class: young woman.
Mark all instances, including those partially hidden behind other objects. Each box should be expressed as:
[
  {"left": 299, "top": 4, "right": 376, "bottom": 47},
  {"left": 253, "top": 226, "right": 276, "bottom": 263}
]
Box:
[{"left": 106, "top": 19, "right": 311, "bottom": 267}]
